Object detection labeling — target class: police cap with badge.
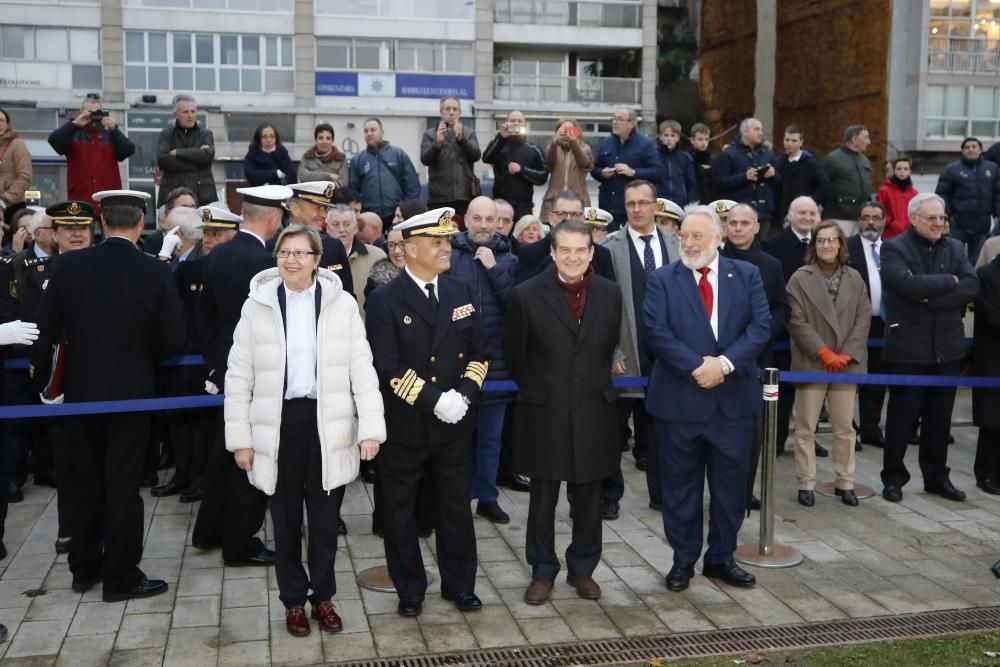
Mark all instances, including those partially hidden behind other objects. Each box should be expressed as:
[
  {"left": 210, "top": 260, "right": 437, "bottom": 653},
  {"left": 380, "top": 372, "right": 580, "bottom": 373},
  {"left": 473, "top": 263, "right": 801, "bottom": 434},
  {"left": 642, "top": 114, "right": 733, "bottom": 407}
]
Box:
[
  {"left": 92, "top": 189, "right": 152, "bottom": 212},
  {"left": 197, "top": 206, "right": 242, "bottom": 231},
  {"left": 654, "top": 198, "right": 685, "bottom": 224},
  {"left": 236, "top": 184, "right": 294, "bottom": 208},
  {"left": 582, "top": 206, "right": 613, "bottom": 229},
  {"left": 708, "top": 199, "right": 738, "bottom": 223},
  {"left": 288, "top": 181, "right": 338, "bottom": 208},
  {"left": 394, "top": 207, "right": 459, "bottom": 238},
  {"left": 46, "top": 200, "right": 95, "bottom": 228}
]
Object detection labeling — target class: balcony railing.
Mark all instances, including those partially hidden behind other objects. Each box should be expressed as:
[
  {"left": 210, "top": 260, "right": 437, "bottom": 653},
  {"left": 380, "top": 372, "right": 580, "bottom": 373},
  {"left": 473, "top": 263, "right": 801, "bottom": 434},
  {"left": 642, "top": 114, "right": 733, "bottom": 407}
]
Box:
[
  {"left": 494, "top": 0, "right": 641, "bottom": 28},
  {"left": 928, "top": 36, "right": 1000, "bottom": 74},
  {"left": 494, "top": 75, "right": 640, "bottom": 104}
]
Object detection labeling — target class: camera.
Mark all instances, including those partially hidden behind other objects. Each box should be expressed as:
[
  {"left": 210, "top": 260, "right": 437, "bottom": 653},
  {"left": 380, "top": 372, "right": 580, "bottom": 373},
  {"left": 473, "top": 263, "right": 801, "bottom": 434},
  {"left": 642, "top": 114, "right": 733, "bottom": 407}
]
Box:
[
  {"left": 511, "top": 124, "right": 527, "bottom": 137},
  {"left": 754, "top": 165, "right": 768, "bottom": 178},
  {"left": 565, "top": 126, "right": 582, "bottom": 140},
  {"left": 89, "top": 109, "right": 109, "bottom": 122}
]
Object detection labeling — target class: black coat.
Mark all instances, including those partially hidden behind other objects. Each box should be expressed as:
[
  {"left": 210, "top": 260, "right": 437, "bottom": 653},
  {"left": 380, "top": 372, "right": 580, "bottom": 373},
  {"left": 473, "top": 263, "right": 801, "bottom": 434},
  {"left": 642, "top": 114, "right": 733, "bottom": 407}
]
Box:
[
  {"left": 481, "top": 135, "right": 548, "bottom": 210},
  {"left": 365, "top": 273, "right": 490, "bottom": 446},
  {"left": 773, "top": 150, "right": 829, "bottom": 226},
  {"left": 881, "top": 226, "right": 979, "bottom": 365},
  {"left": 243, "top": 146, "right": 297, "bottom": 187},
  {"left": 156, "top": 122, "right": 217, "bottom": 207},
  {"left": 513, "top": 235, "right": 616, "bottom": 285},
  {"left": 720, "top": 242, "right": 790, "bottom": 362},
  {"left": 762, "top": 227, "right": 810, "bottom": 284},
  {"left": 973, "top": 256, "right": 1000, "bottom": 428},
  {"left": 172, "top": 253, "right": 209, "bottom": 390},
  {"left": 32, "top": 237, "right": 185, "bottom": 401},
  {"left": 196, "top": 231, "right": 274, "bottom": 388},
  {"left": 504, "top": 269, "right": 622, "bottom": 483}
]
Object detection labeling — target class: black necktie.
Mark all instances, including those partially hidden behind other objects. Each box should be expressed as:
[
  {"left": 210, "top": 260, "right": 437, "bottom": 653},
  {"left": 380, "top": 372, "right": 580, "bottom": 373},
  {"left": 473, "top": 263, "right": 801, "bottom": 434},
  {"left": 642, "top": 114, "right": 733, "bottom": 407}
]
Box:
[
  {"left": 425, "top": 283, "right": 439, "bottom": 310},
  {"left": 801, "top": 238, "right": 809, "bottom": 247},
  {"left": 640, "top": 234, "right": 655, "bottom": 273}
]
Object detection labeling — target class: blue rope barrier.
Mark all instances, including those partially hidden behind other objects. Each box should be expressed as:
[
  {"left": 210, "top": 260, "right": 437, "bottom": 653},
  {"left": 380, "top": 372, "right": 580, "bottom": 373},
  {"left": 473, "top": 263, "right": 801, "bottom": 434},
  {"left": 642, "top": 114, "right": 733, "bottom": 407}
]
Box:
[{"left": 1, "top": 372, "right": 999, "bottom": 420}]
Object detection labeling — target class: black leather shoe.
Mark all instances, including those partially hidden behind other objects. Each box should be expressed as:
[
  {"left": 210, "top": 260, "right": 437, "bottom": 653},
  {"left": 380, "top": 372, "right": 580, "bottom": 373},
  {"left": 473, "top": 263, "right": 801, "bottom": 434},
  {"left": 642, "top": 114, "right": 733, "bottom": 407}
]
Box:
[
  {"left": 648, "top": 500, "right": 663, "bottom": 511},
  {"left": 601, "top": 501, "right": 620, "bottom": 520},
  {"left": 54, "top": 539, "right": 70, "bottom": 555},
  {"left": 151, "top": 480, "right": 184, "bottom": 497},
  {"left": 33, "top": 473, "right": 57, "bottom": 488},
  {"left": 855, "top": 440, "right": 863, "bottom": 452},
  {"left": 225, "top": 548, "right": 276, "bottom": 567},
  {"left": 665, "top": 563, "right": 695, "bottom": 592},
  {"left": 0, "top": 542, "right": 7, "bottom": 560},
  {"left": 992, "top": 560, "right": 1000, "bottom": 579},
  {"left": 749, "top": 496, "right": 761, "bottom": 511},
  {"left": 634, "top": 455, "right": 648, "bottom": 471},
  {"left": 798, "top": 490, "right": 815, "bottom": 507},
  {"left": 178, "top": 488, "right": 203, "bottom": 503},
  {"left": 836, "top": 488, "right": 859, "bottom": 506},
  {"left": 476, "top": 502, "right": 510, "bottom": 524},
  {"left": 140, "top": 472, "right": 159, "bottom": 488},
  {"left": 703, "top": 561, "right": 756, "bottom": 588},
  {"left": 814, "top": 444, "right": 829, "bottom": 458},
  {"left": 103, "top": 576, "right": 168, "bottom": 603},
  {"left": 72, "top": 575, "right": 101, "bottom": 593},
  {"left": 442, "top": 591, "right": 482, "bottom": 611},
  {"left": 338, "top": 517, "right": 348, "bottom": 535},
  {"left": 977, "top": 479, "right": 1000, "bottom": 495},
  {"left": 882, "top": 485, "right": 903, "bottom": 503},
  {"left": 860, "top": 431, "right": 885, "bottom": 448},
  {"left": 397, "top": 597, "right": 422, "bottom": 617},
  {"left": 925, "top": 480, "right": 966, "bottom": 502},
  {"left": 509, "top": 474, "right": 531, "bottom": 492}
]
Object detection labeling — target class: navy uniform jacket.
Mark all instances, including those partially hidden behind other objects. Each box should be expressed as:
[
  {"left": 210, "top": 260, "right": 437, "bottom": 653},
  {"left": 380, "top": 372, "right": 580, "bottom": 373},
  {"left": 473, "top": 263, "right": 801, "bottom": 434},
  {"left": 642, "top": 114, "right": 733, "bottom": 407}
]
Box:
[
  {"left": 14, "top": 247, "right": 54, "bottom": 322},
  {"left": 365, "top": 272, "right": 490, "bottom": 446},
  {"left": 32, "top": 237, "right": 185, "bottom": 401},
  {"left": 196, "top": 231, "right": 274, "bottom": 389}
]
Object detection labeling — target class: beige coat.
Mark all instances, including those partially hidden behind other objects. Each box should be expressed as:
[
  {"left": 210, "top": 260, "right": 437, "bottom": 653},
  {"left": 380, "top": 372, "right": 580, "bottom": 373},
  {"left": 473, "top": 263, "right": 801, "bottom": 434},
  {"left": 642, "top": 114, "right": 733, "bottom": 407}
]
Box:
[
  {"left": 786, "top": 263, "right": 871, "bottom": 373},
  {"left": 0, "top": 127, "right": 32, "bottom": 208},
  {"left": 540, "top": 138, "right": 593, "bottom": 219},
  {"left": 348, "top": 242, "right": 386, "bottom": 315}
]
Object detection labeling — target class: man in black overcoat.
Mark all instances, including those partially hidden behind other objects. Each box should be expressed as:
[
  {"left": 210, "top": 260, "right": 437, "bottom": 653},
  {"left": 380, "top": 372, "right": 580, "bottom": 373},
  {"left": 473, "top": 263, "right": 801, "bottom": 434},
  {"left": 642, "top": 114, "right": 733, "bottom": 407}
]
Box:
[
  {"left": 32, "top": 190, "right": 184, "bottom": 602},
  {"left": 504, "top": 219, "right": 622, "bottom": 605},
  {"left": 192, "top": 185, "right": 290, "bottom": 565},
  {"left": 365, "top": 207, "right": 489, "bottom": 619}
]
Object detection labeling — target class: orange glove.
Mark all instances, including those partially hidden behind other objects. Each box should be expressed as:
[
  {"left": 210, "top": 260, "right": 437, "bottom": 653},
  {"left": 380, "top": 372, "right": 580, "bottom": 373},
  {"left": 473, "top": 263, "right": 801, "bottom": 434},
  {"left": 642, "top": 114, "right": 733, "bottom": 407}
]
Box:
[
  {"left": 833, "top": 354, "right": 852, "bottom": 372},
  {"left": 817, "top": 347, "right": 839, "bottom": 369}
]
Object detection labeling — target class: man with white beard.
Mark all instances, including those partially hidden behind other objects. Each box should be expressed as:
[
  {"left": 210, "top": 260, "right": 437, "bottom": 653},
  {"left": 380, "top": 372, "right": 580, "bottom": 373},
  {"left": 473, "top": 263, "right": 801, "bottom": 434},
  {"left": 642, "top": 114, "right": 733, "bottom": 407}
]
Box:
[{"left": 641, "top": 206, "right": 771, "bottom": 593}]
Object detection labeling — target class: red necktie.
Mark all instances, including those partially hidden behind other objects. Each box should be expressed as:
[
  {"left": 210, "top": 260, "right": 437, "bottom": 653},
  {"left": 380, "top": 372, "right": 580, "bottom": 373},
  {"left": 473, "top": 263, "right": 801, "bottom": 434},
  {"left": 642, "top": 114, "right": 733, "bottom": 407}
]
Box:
[{"left": 697, "top": 267, "right": 713, "bottom": 320}]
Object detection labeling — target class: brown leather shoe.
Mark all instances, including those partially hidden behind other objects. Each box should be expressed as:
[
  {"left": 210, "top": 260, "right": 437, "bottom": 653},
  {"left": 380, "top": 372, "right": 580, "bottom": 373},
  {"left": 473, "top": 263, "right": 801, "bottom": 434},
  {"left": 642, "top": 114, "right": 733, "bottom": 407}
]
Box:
[
  {"left": 523, "top": 580, "right": 553, "bottom": 605},
  {"left": 311, "top": 600, "right": 343, "bottom": 633},
  {"left": 285, "top": 605, "right": 310, "bottom": 637},
  {"left": 566, "top": 575, "right": 601, "bottom": 600}
]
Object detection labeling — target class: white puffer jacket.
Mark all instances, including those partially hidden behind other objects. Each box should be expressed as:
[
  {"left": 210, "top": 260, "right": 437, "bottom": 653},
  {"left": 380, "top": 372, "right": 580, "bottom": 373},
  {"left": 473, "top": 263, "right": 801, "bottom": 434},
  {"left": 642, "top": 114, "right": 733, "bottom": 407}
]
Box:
[{"left": 224, "top": 267, "right": 386, "bottom": 495}]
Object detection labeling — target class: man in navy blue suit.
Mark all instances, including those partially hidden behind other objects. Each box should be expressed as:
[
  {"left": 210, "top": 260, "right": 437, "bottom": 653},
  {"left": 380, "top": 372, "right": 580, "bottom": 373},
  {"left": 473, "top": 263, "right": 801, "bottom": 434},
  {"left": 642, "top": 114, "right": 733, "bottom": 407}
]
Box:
[{"left": 642, "top": 205, "right": 771, "bottom": 592}]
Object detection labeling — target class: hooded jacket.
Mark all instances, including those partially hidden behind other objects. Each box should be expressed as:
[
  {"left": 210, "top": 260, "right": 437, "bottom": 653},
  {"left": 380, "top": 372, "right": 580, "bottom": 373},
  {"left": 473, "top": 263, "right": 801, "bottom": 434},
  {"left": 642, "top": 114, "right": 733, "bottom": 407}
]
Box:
[
  {"left": 224, "top": 267, "right": 386, "bottom": 495},
  {"left": 0, "top": 127, "right": 31, "bottom": 208}
]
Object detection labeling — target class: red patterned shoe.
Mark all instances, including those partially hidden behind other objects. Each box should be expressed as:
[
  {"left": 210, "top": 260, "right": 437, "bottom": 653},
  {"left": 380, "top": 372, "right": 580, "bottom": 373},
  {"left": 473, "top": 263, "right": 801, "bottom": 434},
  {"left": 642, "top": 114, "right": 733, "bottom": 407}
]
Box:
[
  {"left": 285, "top": 605, "right": 310, "bottom": 637},
  {"left": 311, "top": 600, "right": 343, "bottom": 633}
]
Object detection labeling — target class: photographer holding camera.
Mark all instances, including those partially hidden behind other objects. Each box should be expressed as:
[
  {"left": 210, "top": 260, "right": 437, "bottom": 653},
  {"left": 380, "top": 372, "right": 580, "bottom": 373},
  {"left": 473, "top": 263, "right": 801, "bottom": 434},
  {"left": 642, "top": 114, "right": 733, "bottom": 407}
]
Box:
[
  {"left": 483, "top": 111, "right": 548, "bottom": 219},
  {"left": 713, "top": 118, "right": 780, "bottom": 238},
  {"left": 48, "top": 94, "right": 135, "bottom": 215},
  {"left": 421, "top": 97, "right": 481, "bottom": 220}
]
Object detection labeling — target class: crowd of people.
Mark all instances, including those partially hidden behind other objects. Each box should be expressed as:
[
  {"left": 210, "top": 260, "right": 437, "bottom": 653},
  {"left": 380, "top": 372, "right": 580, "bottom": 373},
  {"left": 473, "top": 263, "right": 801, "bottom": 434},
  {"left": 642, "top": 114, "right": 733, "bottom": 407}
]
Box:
[{"left": 3, "top": 92, "right": 1000, "bottom": 640}]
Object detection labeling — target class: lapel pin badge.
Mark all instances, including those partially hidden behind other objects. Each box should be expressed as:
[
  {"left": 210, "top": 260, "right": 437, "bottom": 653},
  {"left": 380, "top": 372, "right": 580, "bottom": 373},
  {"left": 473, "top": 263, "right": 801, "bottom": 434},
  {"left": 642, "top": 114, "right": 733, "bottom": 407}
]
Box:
[{"left": 403, "top": 315, "right": 412, "bottom": 325}]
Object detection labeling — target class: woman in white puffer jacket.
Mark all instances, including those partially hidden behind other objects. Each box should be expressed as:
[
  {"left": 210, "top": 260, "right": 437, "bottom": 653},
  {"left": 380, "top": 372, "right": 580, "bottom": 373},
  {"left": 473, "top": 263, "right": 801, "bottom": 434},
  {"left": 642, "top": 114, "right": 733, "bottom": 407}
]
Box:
[{"left": 225, "top": 224, "right": 385, "bottom": 638}]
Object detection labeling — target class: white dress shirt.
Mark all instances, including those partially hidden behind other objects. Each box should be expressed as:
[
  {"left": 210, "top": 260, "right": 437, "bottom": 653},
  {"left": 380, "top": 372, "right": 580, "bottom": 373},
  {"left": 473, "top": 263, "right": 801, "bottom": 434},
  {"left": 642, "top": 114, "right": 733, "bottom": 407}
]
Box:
[
  {"left": 689, "top": 253, "right": 734, "bottom": 373},
  {"left": 405, "top": 266, "right": 440, "bottom": 299},
  {"left": 861, "top": 236, "right": 883, "bottom": 317},
  {"left": 284, "top": 281, "right": 317, "bottom": 400},
  {"left": 627, "top": 224, "right": 664, "bottom": 269}
]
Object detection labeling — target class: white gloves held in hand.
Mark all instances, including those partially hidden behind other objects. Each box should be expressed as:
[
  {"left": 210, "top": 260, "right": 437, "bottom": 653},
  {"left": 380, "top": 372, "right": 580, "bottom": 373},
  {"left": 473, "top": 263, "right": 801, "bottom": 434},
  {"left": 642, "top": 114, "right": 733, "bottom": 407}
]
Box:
[
  {"left": 159, "top": 227, "right": 183, "bottom": 259},
  {"left": 433, "top": 389, "right": 469, "bottom": 424},
  {"left": 276, "top": 169, "right": 286, "bottom": 180},
  {"left": 0, "top": 320, "right": 39, "bottom": 346},
  {"left": 205, "top": 380, "right": 220, "bottom": 395}
]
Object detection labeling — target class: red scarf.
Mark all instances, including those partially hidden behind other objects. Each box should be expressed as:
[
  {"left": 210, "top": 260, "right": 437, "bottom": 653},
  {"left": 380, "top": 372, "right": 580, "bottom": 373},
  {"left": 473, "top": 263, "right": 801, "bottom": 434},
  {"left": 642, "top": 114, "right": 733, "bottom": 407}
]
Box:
[
  {"left": 314, "top": 145, "right": 341, "bottom": 164},
  {"left": 555, "top": 264, "right": 595, "bottom": 322}
]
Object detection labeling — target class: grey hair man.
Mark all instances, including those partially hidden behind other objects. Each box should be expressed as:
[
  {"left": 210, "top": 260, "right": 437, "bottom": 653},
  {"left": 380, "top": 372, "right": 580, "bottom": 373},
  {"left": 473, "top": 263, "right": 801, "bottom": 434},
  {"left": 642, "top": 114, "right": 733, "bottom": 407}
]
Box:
[{"left": 155, "top": 94, "right": 217, "bottom": 207}]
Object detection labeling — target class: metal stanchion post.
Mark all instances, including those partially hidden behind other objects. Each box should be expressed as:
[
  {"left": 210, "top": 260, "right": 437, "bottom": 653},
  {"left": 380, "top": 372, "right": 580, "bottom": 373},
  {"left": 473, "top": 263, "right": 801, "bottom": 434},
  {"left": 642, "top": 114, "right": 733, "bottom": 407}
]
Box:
[{"left": 735, "top": 368, "right": 803, "bottom": 568}]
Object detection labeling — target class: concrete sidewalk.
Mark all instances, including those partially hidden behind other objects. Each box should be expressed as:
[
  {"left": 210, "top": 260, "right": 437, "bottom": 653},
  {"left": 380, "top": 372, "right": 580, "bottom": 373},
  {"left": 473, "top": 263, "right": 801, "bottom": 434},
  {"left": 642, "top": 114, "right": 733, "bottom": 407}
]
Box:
[{"left": 0, "top": 391, "right": 998, "bottom": 665}]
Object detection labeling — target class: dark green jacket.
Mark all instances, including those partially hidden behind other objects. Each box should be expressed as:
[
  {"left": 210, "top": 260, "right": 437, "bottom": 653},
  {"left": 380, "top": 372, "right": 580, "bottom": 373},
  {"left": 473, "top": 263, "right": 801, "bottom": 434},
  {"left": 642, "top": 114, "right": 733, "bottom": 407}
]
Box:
[{"left": 822, "top": 146, "right": 872, "bottom": 219}]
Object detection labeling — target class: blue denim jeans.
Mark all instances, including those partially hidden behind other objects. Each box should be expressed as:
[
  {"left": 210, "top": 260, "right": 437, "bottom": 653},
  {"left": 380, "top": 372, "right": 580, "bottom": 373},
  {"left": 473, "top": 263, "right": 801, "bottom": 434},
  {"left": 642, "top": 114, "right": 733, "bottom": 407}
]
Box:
[
  {"left": 948, "top": 225, "right": 987, "bottom": 266},
  {"left": 471, "top": 402, "right": 507, "bottom": 504}
]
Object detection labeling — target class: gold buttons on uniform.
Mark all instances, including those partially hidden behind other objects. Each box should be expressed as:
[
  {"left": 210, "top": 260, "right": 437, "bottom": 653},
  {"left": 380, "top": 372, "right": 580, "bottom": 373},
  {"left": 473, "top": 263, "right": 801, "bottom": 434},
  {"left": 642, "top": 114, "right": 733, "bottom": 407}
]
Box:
[
  {"left": 458, "top": 353, "right": 464, "bottom": 358},
  {"left": 430, "top": 356, "right": 436, "bottom": 362},
  {"left": 431, "top": 377, "right": 437, "bottom": 382}
]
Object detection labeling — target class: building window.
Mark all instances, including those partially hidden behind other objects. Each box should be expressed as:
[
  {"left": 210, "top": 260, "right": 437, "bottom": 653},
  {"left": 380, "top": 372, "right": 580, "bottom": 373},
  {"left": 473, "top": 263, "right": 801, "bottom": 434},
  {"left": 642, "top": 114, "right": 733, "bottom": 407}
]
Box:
[
  {"left": 315, "top": 39, "right": 472, "bottom": 74},
  {"left": 123, "top": 0, "right": 293, "bottom": 11},
  {"left": 315, "top": 0, "right": 472, "bottom": 20},
  {"left": 1, "top": 25, "right": 102, "bottom": 88},
  {"left": 925, "top": 84, "right": 1000, "bottom": 138},
  {"left": 929, "top": 0, "right": 1000, "bottom": 73},
  {"left": 124, "top": 31, "right": 293, "bottom": 93}
]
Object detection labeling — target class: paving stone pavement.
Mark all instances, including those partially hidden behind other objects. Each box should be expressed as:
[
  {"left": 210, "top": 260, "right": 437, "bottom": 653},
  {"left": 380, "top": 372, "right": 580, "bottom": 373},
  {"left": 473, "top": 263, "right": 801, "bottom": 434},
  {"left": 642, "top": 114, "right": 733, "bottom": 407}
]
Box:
[{"left": 0, "top": 391, "right": 998, "bottom": 665}]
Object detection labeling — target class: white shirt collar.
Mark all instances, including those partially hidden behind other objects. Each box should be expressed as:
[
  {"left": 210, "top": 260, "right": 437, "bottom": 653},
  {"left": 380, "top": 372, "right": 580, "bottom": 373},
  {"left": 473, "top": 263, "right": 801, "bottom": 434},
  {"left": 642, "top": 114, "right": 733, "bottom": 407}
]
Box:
[
  {"left": 405, "top": 266, "right": 440, "bottom": 296},
  {"left": 283, "top": 280, "right": 316, "bottom": 299},
  {"left": 240, "top": 229, "right": 267, "bottom": 246}
]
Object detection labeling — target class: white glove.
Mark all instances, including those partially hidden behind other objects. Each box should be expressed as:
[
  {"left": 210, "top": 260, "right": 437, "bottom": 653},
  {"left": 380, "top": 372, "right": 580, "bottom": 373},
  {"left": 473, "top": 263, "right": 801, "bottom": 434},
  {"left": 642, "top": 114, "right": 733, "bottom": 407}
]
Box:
[
  {"left": 40, "top": 393, "right": 64, "bottom": 405},
  {"left": 158, "top": 227, "right": 183, "bottom": 259},
  {"left": 433, "top": 389, "right": 468, "bottom": 424},
  {"left": 276, "top": 169, "right": 286, "bottom": 180},
  {"left": 0, "top": 320, "right": 39, "bottom": 346},
  {"left": 205, "top": 380, "right": 220, "bottom": 395}
]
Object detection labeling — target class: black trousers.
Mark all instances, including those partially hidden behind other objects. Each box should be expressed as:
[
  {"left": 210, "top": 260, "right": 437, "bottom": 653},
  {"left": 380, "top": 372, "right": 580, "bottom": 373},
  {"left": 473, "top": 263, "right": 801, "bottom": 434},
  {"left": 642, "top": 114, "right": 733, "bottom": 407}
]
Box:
[
  {"left": 602, "top": 397, "right": 659, "bottom": 504},
  {"left": 167, "top": 408, "right": 212, "bottom": 489},
  {"left": 773, "top": 348, "right": 795, "bottom": 451},
  {"left": 270, "top": 399, "right": 345, "bottom": 608},
  {"left": 378, "top": 436, "right": 477, "bottom": 600},
  {"left": 192, "top": 409, "right": 268, "bottom": 561},
  {"left": 881, "top": 361, "right": 960, "bottom": 489},
  {"left": 63, "top": 413, "right": 148, "bottom": 594},
  {"left": 975, "top": 427, "right": 1000, "bottom": 484},
  {"left": 858, "top": 317, "right": 886, "bottom": 437},
  {"left": 48, "top": 418, "right": 75, "bottom": 539},
  {"left": 527, "top": 478, "right": 602, "bottom": 581}
]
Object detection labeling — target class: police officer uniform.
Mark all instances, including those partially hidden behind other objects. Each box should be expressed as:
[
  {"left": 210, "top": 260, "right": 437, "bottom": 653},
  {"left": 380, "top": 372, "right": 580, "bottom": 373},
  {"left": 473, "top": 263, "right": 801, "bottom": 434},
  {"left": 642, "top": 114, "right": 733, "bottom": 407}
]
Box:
[
  {"left": 284, "top": 181, "right": 354, "bottom": 297},
  {"left": 365, "top": 208, "right": 490, "bottom": 617},
  {"left": 32, "top": 190, "right": 185, "bottom": 601}
]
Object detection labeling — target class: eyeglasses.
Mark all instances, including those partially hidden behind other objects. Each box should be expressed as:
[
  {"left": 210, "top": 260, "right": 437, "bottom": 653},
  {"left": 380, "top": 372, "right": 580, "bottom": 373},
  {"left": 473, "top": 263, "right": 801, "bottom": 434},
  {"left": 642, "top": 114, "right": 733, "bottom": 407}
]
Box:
[
  {"left": 276, "top": 249, "right": 317, "bottom": 259},
  {"left": 624, "top": 200, "right": 656, "bottom": 209},
  {"left": 915, "top": 213, "right": 948, "bottom": 223},
  {"left": 859, "top": 214, "right": 883, "bottom": 222},
  {"left": 551, "top": 210, "right": 584, "bottom": 220},
  {"left": 385, "top": 241, "right": 405, "bottom": 251},
  {"left": 815, "top": 237, "right": 841, "bottom": 246}
]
